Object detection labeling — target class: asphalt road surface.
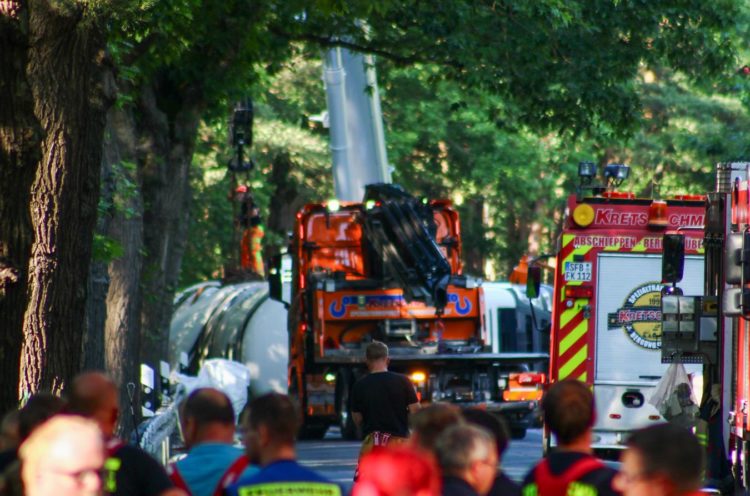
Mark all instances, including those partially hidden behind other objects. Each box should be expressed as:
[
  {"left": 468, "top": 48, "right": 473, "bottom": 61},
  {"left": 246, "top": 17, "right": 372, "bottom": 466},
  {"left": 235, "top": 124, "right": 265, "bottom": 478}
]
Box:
[{"left": 298, "top": 427, "right": 544, "bottom": 493}]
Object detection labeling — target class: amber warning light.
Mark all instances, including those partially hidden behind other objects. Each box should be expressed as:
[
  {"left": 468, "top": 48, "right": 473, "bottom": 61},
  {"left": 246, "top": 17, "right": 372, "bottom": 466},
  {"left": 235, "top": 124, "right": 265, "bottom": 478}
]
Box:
[
  {"left": 572, "top": 204, "right": 595, "bottom": 227},
  {"left": 648, "top": 200, "right": 668, "bottom": 228}
]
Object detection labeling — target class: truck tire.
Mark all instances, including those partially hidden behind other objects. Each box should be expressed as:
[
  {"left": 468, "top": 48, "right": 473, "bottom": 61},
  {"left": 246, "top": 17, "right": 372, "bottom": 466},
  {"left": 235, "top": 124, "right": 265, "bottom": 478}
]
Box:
[
  {"left": 510, "top": 427, "right": 527, "bottom": 440},
  {"left": 336, "top": 370, "right": 358, "bottom": 440},
  {"left": 298, "top": 424, "right": 329, "bottom": 440},
  {"left": 290, "top": 373, "right": 328, "bottom": 440}
]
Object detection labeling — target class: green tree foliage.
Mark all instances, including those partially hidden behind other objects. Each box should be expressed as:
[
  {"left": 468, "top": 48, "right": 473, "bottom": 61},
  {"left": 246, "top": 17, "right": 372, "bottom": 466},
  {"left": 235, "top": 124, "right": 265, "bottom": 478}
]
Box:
[
  {"left": 377, "top": 64, "right": 581, "bottom": 277},
  {"left": 279, "top": 0, "right": 738, "bottom": 134},
  {"left": 177, "top": 0, "right": 750, "bottom": 285},
  {"left": 603, "top": 68, "right": 750, "bottom": 198},
  {"left": 124, "top": 0, "right": 744, "bottom": 293},
  {"left": 181, "top": 55, "right": 750, "bottom": 286},
  {"left": 377, "top": 58, "right": 750, "bottom": 278}
]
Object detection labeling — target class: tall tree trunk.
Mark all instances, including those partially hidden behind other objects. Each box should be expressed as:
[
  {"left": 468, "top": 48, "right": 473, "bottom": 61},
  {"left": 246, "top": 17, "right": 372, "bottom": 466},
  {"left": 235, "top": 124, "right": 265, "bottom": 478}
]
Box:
[
  {"left": 0, "top": 7, "right": 42, "bottom": 411},
  {"left": 82, "top": 253, "right": 109, "bottom": 371},
  {"left": 104, "top": 106, "right": 143, "bottom": 437},
  {"left": 266, "top": 152, "right": 308, "bottom": 258},
  {"left": 82, "top": 139, "right": 116, "bottom": 372},
  {"left": 503, "top": 207, "right": 526, "bottom": 277},
  {"left": 138, "top": 82, "right": 201, "bottom": 378},
  {"left": 526, "top": 198, "right": 546, "bottom": 258},
  {"left": 460, "top": 197, "right": 486, "bottom": 277},
  {"left": 20, "top": 0, "right": 111, "bottom": 396}
]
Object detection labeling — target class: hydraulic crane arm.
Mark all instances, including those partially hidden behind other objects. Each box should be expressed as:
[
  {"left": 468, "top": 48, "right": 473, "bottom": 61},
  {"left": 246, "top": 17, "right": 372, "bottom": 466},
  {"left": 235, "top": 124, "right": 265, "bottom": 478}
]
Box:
[{"left": 362, "top": 183, "right": 452, "bottom": 311}]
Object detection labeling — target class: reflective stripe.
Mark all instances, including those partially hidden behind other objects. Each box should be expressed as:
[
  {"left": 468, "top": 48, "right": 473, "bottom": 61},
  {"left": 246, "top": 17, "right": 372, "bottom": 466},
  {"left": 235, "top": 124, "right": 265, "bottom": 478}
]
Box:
[
  {"left": 522, "top": 484, "right": 538, "bottom": 496},
  {"left": 559, "top": 306, "right": 581, "bottom": 330},
  {"left": 557, "top": 236, "right": 590, "bottom": 383},
  {"left": 631, "top": 239, "right": 648, "bottom": 252},
  {"left": 104, "top": 456, "right": 121, "bottom": 493},
  {"left": 568, "top": 481, "right": 598, "bottom": 496},
  {"left": 560, "top": 320, "right": 587, "bottom": 356},
  {"left": 237, "top": 482, "right": 342, "bottom": 496},
  {"left": 559, "top": 346, "right": 587, "bottom": 380}
]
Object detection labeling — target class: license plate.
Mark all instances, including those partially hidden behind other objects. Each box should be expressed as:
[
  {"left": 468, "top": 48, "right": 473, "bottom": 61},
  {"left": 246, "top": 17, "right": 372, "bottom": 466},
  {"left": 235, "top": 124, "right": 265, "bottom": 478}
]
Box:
[{"left": 564, "top": 262, "right": 592, "bottom": 281}]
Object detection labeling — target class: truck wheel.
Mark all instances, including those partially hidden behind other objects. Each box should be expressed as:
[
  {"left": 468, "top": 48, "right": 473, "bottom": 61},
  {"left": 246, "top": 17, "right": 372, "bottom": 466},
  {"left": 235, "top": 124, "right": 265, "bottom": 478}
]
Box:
[
  {"left": 511, "top": 427, "right": 527, "bottom": 440},
  {"left": 336, "top": 370, "right": 358, "bottom": 440},
  {"left": 289, "top": 373, "right": 328, "bottom": 440},
  {"left": 298, "top": 424, "right": 329, "bottom": 440},
  {"left": 542, "top": 425, "right": 551, "bottom": 456}
]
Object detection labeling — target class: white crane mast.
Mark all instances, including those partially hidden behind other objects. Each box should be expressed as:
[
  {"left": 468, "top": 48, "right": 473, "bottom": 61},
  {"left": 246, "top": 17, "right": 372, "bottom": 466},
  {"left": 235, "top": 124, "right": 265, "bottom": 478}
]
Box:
[{"left": 323, "top": 46, "right": 391, "bottom": 201}]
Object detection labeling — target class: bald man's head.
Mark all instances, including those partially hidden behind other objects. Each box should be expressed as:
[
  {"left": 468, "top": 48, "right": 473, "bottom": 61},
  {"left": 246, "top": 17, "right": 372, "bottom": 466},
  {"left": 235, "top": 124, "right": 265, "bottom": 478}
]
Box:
[
  {"left": 67, "top": 372, "right": 119, "bottom": 437},
  {"left": 180, "top": 388, "right": 236, "bottom": 449},
  {"left": 20, "top": 415, "right": 104, "bottom": 496}
]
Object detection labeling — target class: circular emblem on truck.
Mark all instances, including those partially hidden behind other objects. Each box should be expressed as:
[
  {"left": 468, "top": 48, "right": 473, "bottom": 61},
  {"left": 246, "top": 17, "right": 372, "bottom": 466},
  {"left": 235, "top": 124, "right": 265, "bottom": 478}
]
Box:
[{"left": 606, "top": 282, "right": 663, "bottom": 350}]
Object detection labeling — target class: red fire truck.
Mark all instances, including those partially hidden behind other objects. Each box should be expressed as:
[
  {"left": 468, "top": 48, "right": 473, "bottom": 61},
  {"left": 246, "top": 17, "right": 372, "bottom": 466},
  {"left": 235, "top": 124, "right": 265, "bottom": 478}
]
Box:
[
  {"left": 652, "top": 163, "right": 750, "bottom": 493},
  {"left": 724, "top": 165, "right": 750, "bottom": 490},
  {"left": 546, "top": 162, "right": 706, "bottom": 456}
]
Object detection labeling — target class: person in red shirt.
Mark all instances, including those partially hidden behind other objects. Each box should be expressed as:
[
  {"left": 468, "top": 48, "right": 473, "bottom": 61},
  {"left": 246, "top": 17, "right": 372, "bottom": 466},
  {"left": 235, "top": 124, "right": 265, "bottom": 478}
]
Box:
[{"left": 352, "top": 445, "right": 441, "bottom": 496}]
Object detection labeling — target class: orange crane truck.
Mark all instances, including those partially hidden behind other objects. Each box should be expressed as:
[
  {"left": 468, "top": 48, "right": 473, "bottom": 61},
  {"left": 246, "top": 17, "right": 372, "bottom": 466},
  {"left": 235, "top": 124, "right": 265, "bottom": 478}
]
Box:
[{"left": 269, "top": 184, "right": 545, "bottom": 439}]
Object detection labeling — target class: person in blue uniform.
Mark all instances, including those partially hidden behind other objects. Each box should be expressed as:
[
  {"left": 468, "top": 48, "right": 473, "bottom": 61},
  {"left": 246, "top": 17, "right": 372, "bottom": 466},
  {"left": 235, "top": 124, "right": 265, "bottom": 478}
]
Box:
[{"left": 226, "top": 393, "right": 342, "bottom": 496}]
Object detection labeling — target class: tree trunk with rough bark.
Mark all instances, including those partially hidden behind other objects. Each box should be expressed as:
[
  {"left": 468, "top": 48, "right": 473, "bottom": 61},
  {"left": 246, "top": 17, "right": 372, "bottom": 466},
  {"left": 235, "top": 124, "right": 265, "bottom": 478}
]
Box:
[
  {"left": 0, "top": 6, "right": 42, "bottom": 411},
  {"left": 265, "top": 152, "right": 308, "bottom": 258},
  {"left": 526, "top": 198, "right": 546, "bottom": 258},
  {"left": 460, "top": 197, "right": 486, "bottom": 277},
  {"left": 82, "top": 255, "right": 109, "bottom": 371},
  {"left": 502, "top": 206, "right": 525, "bottom": 277},
  {"left": 19, "top": 0, "right": 111, "bottom": 397},
  {"left": 138, "top": 81, "right": 201, "bottom": 378},
  {"left": 103, "top": 106, "right": 144, "bottom": 437},
  {"left": 82, "top": 141, "right": 115, "bottom": 372}
]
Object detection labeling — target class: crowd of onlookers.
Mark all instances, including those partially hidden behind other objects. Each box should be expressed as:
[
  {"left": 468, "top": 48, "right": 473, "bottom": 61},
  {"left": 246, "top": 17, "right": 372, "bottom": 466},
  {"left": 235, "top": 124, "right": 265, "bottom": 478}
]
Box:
[
  {"left": 352, "top": 379, "right": 706, "bottom": 496},
  {"left": 0, "top": 372, "right": 709, "bottom": 496}
]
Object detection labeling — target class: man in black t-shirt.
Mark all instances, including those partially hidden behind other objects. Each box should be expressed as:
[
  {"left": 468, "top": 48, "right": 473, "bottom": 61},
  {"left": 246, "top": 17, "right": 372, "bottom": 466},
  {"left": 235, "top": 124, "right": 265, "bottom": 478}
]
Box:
[
  {"left": 68, "top": 372, "right": 184, "bottom": 496},
  {"left": 351, "top": 341, "right": 420, "bottom": 477},
  {"left": 521, "top": 380, "right": 620, "bottom": 496},
  {"left": 103, "top": 443, "right": 181, "bottom": 496}
]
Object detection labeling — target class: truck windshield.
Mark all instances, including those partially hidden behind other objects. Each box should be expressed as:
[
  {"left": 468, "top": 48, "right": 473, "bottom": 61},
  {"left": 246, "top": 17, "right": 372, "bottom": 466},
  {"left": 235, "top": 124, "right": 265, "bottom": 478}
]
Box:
[{"left": 302, "top": 211, "right": 365, "bottom": 277}]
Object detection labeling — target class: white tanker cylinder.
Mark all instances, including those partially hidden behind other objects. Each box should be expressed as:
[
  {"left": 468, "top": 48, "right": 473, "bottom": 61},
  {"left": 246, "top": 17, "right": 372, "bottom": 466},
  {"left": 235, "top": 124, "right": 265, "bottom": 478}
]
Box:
[{"left": 240, "top": 297, "right": 288, "bottom": 397}]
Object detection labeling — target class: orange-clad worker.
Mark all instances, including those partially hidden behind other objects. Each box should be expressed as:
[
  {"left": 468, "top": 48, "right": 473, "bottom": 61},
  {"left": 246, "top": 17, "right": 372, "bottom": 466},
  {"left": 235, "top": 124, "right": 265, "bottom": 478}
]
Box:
[
  {"left": 233, "top": 185, "right": 264, "bottom": 277},
  {"left": 240, "top": 219, "right": 264, "bottom": 276}
]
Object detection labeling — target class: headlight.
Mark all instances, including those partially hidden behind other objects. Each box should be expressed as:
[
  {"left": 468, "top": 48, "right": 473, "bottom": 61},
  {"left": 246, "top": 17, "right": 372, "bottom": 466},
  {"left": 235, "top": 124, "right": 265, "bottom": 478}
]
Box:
[
  {"left": 410, "top": 371, "right": 427, "bottom": 383},
  {"left": 497, "top": 378, "right": 508, "bottom": 389}
]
